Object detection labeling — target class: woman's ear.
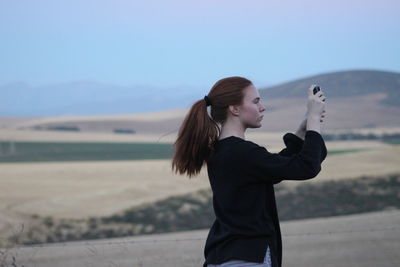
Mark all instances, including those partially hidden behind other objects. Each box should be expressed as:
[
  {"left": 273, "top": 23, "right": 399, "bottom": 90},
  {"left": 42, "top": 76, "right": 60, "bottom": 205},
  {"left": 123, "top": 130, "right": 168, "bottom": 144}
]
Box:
[{"left": 228, "top": 105, "right": 240, "bottom": 117}]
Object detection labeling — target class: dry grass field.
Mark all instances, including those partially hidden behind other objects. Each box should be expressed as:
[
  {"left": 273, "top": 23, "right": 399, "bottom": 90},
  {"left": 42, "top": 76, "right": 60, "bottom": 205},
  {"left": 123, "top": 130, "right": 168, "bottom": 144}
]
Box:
[
  {"left": 1, "top": 135, "right": 399, "bottom": 243},
  {"left": 0, "top": 159, "right": 210, "bottom": 238}
]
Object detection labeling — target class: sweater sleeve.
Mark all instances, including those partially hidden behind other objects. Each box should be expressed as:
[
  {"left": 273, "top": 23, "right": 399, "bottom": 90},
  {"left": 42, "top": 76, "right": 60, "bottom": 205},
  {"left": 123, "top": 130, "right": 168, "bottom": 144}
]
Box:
[
  {"left": 245, "top": 130, "right": 327, "bottom": 184},
  {"left": 277, "top": 132, "right": 305, "bottom": 157}
]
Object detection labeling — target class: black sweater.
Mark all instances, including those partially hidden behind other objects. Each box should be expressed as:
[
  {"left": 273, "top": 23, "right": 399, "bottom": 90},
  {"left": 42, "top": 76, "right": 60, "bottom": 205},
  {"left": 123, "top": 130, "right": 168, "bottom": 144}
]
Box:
[{"left": 203, "top": 130, "right": 327, "bottom": 267}]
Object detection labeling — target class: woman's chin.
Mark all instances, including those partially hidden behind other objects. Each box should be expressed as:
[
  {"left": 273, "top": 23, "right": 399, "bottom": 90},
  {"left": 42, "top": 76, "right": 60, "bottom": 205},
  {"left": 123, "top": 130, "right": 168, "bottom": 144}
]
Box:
[{"left": 248, "top": 123, "right": 263, "bottom": 129}]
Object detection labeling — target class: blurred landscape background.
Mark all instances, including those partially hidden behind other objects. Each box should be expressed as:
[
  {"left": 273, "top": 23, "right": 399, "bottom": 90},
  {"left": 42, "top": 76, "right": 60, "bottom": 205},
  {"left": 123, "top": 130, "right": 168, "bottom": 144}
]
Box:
[{"left": 0, "top": 0, "right": 399, "bottom": 266}]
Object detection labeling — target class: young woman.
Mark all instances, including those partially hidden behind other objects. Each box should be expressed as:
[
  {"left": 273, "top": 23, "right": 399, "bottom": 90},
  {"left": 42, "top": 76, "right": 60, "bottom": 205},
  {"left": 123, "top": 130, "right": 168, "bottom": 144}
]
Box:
[{"left": 171, "top": 76, "right": 327, "bottom": 267}]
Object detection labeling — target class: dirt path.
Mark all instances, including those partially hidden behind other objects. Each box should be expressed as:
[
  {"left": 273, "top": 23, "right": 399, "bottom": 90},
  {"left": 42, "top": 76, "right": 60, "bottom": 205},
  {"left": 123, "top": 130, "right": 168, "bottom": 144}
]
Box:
[{"left": 2, "top": 210, "right": 399, "bottom": 267}]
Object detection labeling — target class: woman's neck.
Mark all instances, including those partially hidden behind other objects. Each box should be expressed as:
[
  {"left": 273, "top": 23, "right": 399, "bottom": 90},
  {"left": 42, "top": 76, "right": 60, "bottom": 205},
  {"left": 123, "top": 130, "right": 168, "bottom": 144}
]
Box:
[{"left": 219, "top": 126, "right": 246, "bottom": 140}]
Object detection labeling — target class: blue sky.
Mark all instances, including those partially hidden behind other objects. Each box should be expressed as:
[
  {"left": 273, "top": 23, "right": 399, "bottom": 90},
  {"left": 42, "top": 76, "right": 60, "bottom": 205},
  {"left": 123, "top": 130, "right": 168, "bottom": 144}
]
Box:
[{"left": 0, "top": 0, "right": 399, "bottom": 90}]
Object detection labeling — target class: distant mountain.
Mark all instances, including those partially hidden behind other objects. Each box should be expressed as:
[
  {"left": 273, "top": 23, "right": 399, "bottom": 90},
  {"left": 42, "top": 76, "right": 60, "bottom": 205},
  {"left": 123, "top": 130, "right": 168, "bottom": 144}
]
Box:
[
  {"left": 1, "top": 69, "right": 398, "bottom": 117},
  {"left": 0, "top": 81, "right": 203, "bottom": 116},
  {"left": 260, "top": 69, "right": 400, "bottom": 106}
]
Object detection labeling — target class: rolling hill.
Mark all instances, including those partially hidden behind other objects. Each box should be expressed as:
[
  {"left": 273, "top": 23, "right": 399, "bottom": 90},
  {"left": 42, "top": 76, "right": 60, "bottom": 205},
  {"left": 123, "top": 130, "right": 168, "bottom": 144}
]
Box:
[
  {"left": 1, "top": 69, "right": 399, "bottom": 134},
  {"left": 260, "top": 69, "right": 400, "bottom": 106}
]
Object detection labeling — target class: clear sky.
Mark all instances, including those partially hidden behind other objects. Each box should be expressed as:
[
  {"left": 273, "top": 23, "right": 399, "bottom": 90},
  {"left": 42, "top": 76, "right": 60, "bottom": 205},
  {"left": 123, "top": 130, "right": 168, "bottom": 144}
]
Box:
[{"left": 0, "top": 0, "right": 399, "bottom": 90}]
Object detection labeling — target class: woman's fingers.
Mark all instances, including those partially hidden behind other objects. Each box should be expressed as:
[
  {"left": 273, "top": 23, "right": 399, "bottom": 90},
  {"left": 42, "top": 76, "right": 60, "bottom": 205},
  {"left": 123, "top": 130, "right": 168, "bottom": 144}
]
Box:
[{"left": 314, "top": 91, "right": 326, "bottom": 102}]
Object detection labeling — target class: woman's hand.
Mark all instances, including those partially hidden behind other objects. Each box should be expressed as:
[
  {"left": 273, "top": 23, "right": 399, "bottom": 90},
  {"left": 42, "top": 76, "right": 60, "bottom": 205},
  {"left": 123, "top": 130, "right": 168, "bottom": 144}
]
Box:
[
  {"left": 307, "top": 85, "right": 326, "bottom": 117},
  {"left": 295, "top": 85, "right": 327, "bottom": 137},
  {"left": 306, "top": 85, "right": 326, "bottom": 133},
  {"left": 295, "top": 110, "right": 327, "bottom": 139}
]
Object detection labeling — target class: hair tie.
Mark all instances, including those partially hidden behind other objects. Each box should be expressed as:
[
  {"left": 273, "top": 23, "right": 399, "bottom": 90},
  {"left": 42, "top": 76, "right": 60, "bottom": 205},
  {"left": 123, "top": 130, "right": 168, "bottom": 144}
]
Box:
[{"left": 204, "top": 95, "right": 211, "bottom": 106}]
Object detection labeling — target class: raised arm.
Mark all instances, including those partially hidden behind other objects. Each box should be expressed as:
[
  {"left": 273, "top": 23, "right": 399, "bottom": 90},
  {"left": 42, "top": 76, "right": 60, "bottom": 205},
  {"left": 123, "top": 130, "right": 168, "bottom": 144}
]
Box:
[{"left": 245, "top": 130, "right": 327, "bottom": 184}]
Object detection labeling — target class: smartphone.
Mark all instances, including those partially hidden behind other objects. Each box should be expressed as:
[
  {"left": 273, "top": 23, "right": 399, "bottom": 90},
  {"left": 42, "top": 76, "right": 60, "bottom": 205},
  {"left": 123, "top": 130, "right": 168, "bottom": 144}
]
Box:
[{"left": 313, "top": 86, "right": 320, "bottom": 95}]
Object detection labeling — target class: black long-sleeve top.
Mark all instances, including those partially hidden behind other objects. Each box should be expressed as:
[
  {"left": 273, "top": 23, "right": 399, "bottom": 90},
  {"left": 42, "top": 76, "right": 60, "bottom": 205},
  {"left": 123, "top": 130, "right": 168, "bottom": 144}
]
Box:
[{"left": 203, "top": 130, "right": 327, "bottom": 267}]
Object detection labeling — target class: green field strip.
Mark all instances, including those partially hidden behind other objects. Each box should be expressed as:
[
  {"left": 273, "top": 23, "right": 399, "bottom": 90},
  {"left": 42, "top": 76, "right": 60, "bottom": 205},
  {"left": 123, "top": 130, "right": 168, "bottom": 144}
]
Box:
[
  {"left": 0, "top": 141, "right": 174, "bottom": 162},
  {"left": 0, "top": 141, "right": 375, "bottom": 163}
]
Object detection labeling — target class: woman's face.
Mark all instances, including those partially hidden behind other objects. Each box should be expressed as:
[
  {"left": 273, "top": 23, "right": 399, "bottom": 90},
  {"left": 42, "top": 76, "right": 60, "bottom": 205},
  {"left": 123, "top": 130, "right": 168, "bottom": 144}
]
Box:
[{"left": 237, "top": 84, "right": 266, "bottom": 128}]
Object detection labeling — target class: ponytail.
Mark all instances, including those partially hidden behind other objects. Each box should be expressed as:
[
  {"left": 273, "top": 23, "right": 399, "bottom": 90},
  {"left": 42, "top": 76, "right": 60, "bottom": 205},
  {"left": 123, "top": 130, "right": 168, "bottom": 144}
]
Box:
[{"left": 171, "top": 96, "right": 220, "bottom": 178}]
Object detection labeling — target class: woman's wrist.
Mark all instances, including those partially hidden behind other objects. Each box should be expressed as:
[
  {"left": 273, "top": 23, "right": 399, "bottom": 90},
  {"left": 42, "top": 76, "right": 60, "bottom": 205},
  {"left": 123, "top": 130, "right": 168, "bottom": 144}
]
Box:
[
  {"left": 295, "top": 128, "right": 306, "bottom": 140},
  {"left": 306, "top": 117, "right": 321, "bottom": 133}
]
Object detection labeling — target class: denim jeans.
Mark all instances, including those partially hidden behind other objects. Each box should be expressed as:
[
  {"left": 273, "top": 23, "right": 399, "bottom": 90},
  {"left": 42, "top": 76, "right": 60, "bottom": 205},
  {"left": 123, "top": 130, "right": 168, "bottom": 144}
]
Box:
[{"left": 207, "top": 246, "right": 271, "bottom": 267}]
